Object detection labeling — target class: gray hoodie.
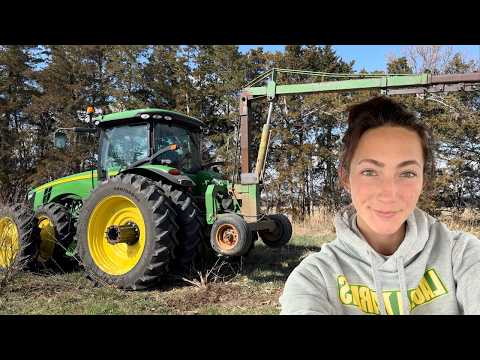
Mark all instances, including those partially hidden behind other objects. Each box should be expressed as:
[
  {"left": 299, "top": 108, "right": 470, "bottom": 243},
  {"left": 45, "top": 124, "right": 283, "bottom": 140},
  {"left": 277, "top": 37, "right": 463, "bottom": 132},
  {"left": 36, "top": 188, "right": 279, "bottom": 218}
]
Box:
[{"left": 280, "top": 206, "right": 480, "bottom": 315}]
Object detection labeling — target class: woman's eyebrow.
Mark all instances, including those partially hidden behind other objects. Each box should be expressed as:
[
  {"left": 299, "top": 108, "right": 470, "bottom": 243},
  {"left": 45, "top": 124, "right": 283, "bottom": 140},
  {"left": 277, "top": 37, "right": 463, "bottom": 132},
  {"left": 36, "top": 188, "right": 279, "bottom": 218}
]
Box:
[{"left": 357, "top": 159, "right": 421, "bottom": 168}]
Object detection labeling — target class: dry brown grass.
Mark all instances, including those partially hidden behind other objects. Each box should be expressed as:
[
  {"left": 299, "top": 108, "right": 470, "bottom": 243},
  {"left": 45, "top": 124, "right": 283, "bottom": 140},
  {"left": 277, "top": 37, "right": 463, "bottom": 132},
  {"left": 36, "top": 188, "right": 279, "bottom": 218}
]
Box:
[
  {"left": 292, "top": 206, "right": 480, "bottom": 240},
  {"left": 438, "top": 208, "right": 480, "bottom": 238},
  {"left": 292, "top": 207, "right": 336, "bottom": 238}
]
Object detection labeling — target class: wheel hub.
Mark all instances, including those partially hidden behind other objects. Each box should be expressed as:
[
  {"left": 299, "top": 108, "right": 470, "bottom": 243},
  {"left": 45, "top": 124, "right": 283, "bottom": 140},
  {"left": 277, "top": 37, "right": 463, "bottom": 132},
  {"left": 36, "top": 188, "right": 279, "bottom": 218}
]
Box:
[
  {"left": 105, "top": 221, "right": 139, "bottom": 245},
  {"left": 216, "top": 224, "right": 239, "bottom": 250}
]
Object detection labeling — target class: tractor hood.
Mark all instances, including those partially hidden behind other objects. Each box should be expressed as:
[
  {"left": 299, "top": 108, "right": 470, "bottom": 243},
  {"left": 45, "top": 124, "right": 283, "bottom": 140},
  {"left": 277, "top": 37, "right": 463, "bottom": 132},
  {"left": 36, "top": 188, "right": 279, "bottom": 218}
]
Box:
[
  {"left": 31, "top": 164, "right": 194, "bottom": 193},
  {"left": 28, "top": 165, "right": 198, "bottom": 210},
  {"left": 31, "top": 170, "right": 105, "bottom": 194}
]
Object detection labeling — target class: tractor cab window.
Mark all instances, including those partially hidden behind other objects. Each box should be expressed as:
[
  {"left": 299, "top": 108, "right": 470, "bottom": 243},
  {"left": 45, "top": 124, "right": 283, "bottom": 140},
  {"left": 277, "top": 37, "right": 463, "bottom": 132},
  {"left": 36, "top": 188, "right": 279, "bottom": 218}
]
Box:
[
  {"left": 100, "top": 123, "right": 149, "bottom": 170},
  {"left": 154, "top": 123, "right": 201, "bottom": 172}
]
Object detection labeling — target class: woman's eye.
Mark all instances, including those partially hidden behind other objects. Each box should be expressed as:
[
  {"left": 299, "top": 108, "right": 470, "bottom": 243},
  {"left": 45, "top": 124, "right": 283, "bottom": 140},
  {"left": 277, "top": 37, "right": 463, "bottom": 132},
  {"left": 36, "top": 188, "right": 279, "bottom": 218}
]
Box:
[
  {"left": 361, "top": 169, "right": 376, "bottom": 176},
  {"left": 401, "top": 171, "right": 417, "bottom": 178}
]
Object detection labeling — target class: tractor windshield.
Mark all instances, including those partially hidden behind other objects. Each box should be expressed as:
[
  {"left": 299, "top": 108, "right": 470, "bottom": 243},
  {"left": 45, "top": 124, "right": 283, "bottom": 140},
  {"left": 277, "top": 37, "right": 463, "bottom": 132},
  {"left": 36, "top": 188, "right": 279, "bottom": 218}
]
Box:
[
  {"left": 154, "top": 123, "right": 201, "bottom": 172},
  {"left": 100, "top": 123, "right": 149, "bottom": 171}
]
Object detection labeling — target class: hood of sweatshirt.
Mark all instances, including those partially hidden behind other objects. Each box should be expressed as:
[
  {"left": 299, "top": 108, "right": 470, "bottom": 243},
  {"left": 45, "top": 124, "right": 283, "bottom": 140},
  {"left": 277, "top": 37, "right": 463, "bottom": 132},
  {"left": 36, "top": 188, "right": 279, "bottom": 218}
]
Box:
[{"left": 334, "top": 205, "right": 436, "bottom": 314}]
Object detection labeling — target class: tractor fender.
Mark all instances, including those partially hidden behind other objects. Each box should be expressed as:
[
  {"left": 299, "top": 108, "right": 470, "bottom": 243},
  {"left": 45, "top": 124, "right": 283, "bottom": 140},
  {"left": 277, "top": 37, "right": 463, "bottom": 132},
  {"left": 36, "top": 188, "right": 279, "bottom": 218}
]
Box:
[{"left": 119, "top": 167, "right": 196, "bottom": 188}]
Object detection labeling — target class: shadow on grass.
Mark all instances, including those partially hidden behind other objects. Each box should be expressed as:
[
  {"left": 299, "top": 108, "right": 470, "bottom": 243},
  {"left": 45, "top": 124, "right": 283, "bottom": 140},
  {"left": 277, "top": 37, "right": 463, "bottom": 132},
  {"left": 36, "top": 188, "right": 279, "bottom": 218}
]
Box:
[
  {"left": 241, "top": 243, "right": 322, "bottom": 284},
  {"left": 144, "top": 243, "right": 324, "bottom": 291},
  {"left": 23, "top": 242, "right": 324, "bottom": 292}
]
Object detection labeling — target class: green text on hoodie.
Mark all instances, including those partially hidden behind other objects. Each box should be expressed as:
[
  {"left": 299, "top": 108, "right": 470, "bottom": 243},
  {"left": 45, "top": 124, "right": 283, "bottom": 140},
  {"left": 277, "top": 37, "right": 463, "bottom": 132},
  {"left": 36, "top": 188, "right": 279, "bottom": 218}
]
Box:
[{"left": 280, "top": 207, "right": 480, "bottom": 315}]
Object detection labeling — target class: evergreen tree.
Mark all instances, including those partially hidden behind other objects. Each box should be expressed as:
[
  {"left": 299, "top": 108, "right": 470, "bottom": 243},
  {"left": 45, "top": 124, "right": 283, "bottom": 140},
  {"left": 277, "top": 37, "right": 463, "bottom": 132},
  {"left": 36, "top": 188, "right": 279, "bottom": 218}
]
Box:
[
  {"left": 27, "top": 45, "right": 113, "bottom": 186},
  {"left": 0, "top": 45, "right": 40, "bottom": 198},
  {"left": 387, "top": 56, "right": 412, "bottom": 74}
]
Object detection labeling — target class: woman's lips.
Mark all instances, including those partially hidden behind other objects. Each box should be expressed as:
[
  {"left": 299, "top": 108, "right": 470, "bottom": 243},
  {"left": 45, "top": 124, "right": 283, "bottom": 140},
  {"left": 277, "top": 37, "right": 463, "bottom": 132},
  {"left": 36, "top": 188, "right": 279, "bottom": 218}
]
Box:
[{"left": 373, "top": 209, "right": 398, "bottom": 219}]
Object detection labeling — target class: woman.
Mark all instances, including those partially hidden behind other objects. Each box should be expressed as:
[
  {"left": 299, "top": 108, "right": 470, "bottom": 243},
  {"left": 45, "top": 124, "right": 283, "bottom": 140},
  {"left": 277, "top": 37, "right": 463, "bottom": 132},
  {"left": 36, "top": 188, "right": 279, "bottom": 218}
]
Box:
[{"left": 280, "top": 96, "right": 480, "bottom": 315}]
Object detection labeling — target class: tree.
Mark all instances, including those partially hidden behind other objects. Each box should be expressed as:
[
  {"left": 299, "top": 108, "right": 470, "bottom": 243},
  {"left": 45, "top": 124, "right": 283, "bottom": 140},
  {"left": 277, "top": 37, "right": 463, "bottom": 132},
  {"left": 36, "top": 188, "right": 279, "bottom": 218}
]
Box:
[
  {"left": 0, "top": 45, "right": 41, "bottom": 199},
  {"left": 263, "top": 45, "right": 354, "bottom": 220},
  {"left": 403, "top": 45, "right": 454, "bottom": 74},
  {"left": 27, "top": 45, "right": 114, "bottom": 187},
  {"left": 189, "top": 45, "right": 248, "bottom": 163},
  {"left": 445, "top": 53, "right": 477, "bottom": 74},
  {"left": 107, "top": 45, "right": 150, "bottom": 111},
  {"left": 387, "top": 56, "right": 412, "bottom": 74}
]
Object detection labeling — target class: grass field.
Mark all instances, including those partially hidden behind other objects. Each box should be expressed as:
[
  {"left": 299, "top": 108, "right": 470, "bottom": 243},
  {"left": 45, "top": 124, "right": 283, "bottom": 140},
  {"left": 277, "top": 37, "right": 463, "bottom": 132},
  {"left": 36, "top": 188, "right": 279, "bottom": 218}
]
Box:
[
  {"left": 2, "top": 207, "right": 479, "bottom": 315},
  {"left": 0, "top": 234, "right": 334, "bottom": 315}
]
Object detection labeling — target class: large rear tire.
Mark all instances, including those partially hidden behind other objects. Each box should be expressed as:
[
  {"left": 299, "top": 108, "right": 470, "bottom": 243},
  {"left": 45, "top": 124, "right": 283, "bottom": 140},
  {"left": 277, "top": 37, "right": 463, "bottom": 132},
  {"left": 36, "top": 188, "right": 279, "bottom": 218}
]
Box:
[
  {"left": 34, "top": 202, "right": 75, "bottom": 270},
  {"left": 0, "top": 204, "right": 37, "bottom": 271},
  {"left": 157, "top": 181, "right": 204, "bottom": 270},
  {"left": 77, "top": 173, "right": 179, "bottom": 290}
]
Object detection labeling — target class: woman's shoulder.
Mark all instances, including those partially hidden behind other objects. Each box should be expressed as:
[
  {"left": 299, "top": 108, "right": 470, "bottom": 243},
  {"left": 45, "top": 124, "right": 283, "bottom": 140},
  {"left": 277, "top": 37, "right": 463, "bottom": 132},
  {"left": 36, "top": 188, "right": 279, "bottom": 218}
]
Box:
[
  {"left": 429, "top": 216, "right": 480, "bottom": 271},
  {"left": 292, "top": 240, "right": 342, "bottom": 273}
]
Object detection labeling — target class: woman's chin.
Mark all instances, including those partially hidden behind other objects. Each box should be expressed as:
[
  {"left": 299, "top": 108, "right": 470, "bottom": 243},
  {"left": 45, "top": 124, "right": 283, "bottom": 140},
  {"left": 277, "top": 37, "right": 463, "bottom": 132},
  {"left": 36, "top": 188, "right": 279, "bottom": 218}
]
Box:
[
  {"left": 363, "top": 214, "right": 401, "bottom": 234},
  {"left": 365, "top": 215, "right": 405, "bottom": 234}
]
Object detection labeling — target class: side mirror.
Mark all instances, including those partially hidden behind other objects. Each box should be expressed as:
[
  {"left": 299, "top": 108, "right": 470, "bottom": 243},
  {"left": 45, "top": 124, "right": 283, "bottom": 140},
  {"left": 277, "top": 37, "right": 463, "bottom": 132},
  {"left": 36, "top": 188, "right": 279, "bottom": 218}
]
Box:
[{"left": 54, "top": 131, "right": 67, "bottom": 149}]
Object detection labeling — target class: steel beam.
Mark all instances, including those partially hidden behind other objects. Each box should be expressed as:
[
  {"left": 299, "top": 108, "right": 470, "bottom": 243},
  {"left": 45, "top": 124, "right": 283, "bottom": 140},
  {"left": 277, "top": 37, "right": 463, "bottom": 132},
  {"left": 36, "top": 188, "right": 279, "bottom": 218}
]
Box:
[
  {"left": 239, "top": 92, "right": 252, "bottom": 174},
  {"left": 382, "top": 83, "right": 480, "bottom": 96}
]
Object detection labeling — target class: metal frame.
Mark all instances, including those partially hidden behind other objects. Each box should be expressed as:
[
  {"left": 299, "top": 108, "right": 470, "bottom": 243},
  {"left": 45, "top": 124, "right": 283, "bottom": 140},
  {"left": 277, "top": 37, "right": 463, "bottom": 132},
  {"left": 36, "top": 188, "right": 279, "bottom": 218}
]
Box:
[{"left": 239, "top": 69, "right": 480, "bottom": 179}]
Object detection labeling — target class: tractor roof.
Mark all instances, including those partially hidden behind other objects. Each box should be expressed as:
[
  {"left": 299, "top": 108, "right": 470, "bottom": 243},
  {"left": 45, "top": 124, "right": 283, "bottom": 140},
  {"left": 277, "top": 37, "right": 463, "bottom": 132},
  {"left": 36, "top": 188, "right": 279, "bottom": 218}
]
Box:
[{"left": 94, "top": 108, "right": 204, "bottom": 128}]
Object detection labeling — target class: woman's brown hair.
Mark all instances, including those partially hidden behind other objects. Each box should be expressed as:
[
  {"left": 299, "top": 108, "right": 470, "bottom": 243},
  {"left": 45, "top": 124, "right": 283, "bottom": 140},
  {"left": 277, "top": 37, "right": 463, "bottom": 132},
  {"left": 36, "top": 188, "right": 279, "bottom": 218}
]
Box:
[{"left": 338, "top": 96, "right": 436, "bottom": 191}]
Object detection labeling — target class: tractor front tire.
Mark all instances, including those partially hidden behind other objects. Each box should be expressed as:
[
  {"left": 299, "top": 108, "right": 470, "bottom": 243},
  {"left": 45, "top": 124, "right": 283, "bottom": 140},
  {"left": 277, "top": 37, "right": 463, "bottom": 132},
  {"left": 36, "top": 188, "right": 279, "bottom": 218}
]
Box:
[
  {"left": 0, "top": 204, "right": 37, "bottom": 271},
  {"left": 77, "top": 174, "right": 179, "bottom": 290},
  {"left": 258, "top": 214, "right": 292, "bottom": 248},
  {"left": 34, "top": 202, "right": 75, "bottom": 270},
  {"left": 210, "top": 214, "right": 252, "bottom": 257}
]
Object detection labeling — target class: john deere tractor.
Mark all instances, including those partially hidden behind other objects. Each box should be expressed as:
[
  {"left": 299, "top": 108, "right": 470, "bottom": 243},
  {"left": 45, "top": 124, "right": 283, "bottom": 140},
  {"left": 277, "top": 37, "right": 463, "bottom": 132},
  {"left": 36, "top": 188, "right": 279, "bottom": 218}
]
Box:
[
  {"left": 0, "top": 106, "right": 292, "bottom": 290},
  {"left": 4, "top": 68, "right": 478, "bottom": 290}
]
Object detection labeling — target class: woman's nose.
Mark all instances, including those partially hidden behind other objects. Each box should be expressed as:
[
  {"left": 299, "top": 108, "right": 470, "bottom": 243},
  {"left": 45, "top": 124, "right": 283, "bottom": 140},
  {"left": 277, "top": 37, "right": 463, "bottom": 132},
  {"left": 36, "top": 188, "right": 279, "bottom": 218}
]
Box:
[{"left": 377, "top": 177, "right": 397, "bottom": 200}]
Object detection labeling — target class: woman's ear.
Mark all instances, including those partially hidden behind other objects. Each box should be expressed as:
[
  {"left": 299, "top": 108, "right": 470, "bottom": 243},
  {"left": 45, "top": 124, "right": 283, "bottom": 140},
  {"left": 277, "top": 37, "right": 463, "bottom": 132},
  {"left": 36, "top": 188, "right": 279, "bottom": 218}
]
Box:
[{"left": 338, "top": 166, "right": 350, "bottom": 193}]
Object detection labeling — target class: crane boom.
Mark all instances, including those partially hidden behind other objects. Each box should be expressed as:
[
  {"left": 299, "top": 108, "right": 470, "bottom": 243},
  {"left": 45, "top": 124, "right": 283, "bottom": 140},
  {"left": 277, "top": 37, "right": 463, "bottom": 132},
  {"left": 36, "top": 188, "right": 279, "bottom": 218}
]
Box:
[{"left": 239, "top": 68, "right": 480, "bottom": 180}]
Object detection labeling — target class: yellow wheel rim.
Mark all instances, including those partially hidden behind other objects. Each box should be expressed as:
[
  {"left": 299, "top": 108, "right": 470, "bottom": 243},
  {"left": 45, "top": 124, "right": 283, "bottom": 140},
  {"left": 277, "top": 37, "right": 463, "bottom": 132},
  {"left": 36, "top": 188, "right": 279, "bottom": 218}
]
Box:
[
  {"left": 37, "top": 216, "right": 56, "bottom": 263},
  {"left": 88, "top": 195, "right": 145, "bottom": 275},
  {"left": 0, "top": 217, "right": 20, "bottom": 268}
]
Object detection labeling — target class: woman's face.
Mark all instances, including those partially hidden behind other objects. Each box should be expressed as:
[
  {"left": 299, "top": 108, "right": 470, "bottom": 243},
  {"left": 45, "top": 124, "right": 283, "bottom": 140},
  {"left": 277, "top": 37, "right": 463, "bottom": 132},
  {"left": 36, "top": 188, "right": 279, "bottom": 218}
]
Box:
[{"left": 343, "top": 125, "right": 424, "bottom": 236}]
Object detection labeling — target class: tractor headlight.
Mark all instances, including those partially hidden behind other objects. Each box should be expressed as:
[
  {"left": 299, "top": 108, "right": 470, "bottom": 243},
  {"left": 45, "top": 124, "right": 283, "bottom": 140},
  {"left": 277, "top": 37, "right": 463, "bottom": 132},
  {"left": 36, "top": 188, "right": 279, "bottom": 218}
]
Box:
[
  {"left": 140, "top": 114, "right": 150, "bottom": 119},
  {"left": 27, "top": 191, "right": 34, "bottom": 200}
]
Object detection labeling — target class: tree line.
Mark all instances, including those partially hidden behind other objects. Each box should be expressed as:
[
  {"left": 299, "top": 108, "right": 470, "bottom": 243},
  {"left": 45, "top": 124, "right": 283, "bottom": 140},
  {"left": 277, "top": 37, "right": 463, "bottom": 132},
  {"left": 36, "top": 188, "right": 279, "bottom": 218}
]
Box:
[{"left": 1, "top": 45, "right": 479, "bottom": 219}]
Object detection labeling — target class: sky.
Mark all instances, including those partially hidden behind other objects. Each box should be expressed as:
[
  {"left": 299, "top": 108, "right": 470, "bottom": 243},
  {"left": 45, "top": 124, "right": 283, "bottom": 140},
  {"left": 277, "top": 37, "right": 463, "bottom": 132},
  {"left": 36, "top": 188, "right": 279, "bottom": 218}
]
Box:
[{"left": 238, "top": 45, "right": 480, "bottom": 72}]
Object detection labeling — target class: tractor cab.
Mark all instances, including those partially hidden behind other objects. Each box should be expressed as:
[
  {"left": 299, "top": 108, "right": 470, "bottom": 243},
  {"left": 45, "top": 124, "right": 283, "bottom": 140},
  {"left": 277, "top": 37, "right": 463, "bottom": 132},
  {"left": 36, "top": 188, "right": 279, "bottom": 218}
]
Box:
[{"left": 94, "top": 109, "right": 204, "bottom": 179}]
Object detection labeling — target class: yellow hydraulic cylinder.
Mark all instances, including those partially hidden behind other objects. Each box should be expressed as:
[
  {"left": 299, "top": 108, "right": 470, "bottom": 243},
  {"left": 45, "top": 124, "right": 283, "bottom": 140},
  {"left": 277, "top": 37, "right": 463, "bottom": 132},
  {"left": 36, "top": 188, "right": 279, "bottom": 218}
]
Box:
[
  {"left": 255, "top": 101, "right": 274, "bottom": 180},
  {"left": 255, "top": 123, "right": 270, "bottom": 180}
]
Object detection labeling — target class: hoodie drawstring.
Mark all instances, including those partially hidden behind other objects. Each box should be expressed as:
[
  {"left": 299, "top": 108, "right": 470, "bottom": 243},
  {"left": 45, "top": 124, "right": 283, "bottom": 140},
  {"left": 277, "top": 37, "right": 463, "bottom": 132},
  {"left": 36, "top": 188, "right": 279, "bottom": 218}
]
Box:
[
  {"left": 370, "top": 252, "right": 387, "bottom": 315},
  {"left": 396, "top": 256, "right": 410, "bottom": 315}
]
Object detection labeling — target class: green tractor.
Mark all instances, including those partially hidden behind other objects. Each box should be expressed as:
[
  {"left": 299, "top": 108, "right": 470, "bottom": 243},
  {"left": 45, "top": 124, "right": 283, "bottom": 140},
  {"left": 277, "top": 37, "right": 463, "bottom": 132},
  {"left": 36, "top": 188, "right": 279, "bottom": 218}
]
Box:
[{"left": 0, "top": 106, "right": 292, "bottom": 290}]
